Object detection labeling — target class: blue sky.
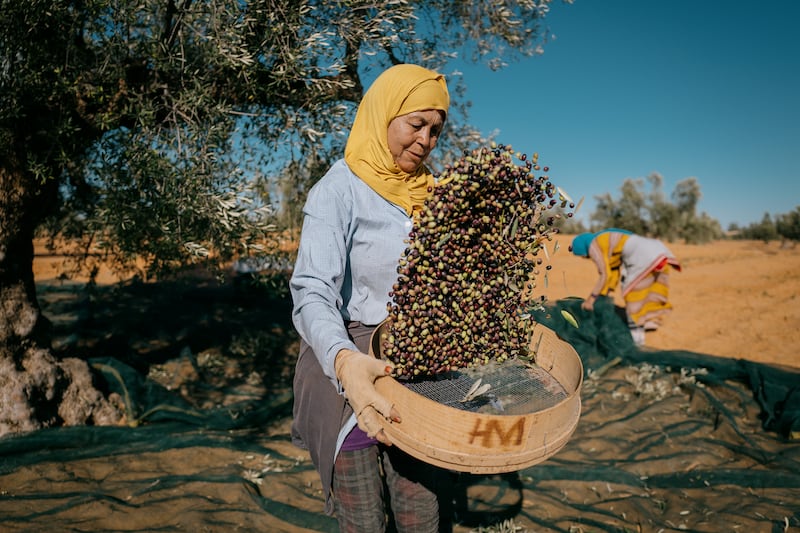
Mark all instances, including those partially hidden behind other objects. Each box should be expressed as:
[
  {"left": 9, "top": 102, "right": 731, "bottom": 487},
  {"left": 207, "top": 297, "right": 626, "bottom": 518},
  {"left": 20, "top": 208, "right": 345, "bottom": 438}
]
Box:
[{"left": 450, "top": 0, "right": 799, "bottom": 229}]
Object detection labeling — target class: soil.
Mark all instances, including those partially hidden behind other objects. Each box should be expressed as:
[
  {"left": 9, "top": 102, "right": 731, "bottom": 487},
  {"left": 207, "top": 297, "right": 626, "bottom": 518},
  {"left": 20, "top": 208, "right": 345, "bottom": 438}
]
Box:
[{"left": 0, "top": 236, "right": 796, "bottom": 532}]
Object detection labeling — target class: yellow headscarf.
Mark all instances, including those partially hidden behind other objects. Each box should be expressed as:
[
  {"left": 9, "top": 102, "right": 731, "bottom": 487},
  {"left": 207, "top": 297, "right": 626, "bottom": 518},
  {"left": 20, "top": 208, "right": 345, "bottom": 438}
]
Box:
[{"left": 344, "top": 64, "right": 450, "bottom": 216}]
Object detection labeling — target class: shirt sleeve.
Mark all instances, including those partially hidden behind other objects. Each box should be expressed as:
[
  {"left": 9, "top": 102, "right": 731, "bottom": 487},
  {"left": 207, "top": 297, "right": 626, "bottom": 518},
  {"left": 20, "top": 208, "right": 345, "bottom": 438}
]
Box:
[
  {"left": 290, "top": 160, "right": 411, "bottom": 386},
  {"left": 290, "top": 171, "right": 358, "bottom": 387}
]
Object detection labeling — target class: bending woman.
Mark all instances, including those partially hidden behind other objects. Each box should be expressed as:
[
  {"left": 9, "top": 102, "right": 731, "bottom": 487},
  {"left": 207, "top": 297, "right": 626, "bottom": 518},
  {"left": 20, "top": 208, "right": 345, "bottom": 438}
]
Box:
[{"left": 571, "top": 229, "right": 682, "bottom": 345}]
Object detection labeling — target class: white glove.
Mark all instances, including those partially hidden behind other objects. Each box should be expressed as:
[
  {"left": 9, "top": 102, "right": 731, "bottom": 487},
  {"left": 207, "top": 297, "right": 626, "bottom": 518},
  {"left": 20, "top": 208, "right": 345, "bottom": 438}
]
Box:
[{"left": 334, "top": 349, "right": 400, "bottom": 444}]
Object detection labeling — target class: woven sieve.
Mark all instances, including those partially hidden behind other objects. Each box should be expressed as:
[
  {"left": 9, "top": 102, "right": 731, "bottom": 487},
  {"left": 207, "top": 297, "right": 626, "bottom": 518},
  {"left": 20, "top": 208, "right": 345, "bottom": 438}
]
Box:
[{"left": 368, "top": 320, "right": 583, "bottom": 473}]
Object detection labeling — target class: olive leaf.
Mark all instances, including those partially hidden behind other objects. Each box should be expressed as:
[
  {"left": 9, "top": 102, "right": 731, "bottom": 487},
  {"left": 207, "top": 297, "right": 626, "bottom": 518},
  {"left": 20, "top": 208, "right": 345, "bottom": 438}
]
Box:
[{"left": 461, "top": 378, "right": 493, "bottom": 402}]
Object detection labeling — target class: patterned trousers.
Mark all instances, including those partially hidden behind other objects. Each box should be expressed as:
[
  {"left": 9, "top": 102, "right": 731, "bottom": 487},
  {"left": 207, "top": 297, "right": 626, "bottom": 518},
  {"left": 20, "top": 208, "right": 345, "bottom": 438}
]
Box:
[{"left": 332, "top": 444, "right": 453, "bottom": 532}]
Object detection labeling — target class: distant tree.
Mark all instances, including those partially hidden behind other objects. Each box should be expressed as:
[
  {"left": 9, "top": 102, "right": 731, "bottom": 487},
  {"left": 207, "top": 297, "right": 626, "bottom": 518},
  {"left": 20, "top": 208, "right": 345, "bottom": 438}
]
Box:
[
  {"left": 0, "top": 0, "right": 568, "bottom": 436},
  {"left": 775, "top": 206, "right": 800, "bottom": 245},
  {"left": 671, "top": 177, "right": 723, "bottom": 243},
  {"left": 681, "top": 212, "right": 723, "bottom": 245},
  {"left": 646, "top": 172, "right": 680, "bottom": 241},
  {"left": 591, "top": 178, "right": 649, "bottom": 234},
  {"left": 590, "top": 173, "right": 722, "bottom": 243},
  {"left": 671, "top": 176, "right": 702, "bottom": 213},
  {"left": 738, "top": 213, "right": 780, "bottom": 242}
]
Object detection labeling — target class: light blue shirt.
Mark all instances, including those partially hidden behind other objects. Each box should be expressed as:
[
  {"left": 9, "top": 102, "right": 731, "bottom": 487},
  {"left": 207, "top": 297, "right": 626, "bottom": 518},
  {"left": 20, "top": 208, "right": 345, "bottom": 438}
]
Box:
[{"left": 290, "top": 159, "right": 413, "bottom": 385}]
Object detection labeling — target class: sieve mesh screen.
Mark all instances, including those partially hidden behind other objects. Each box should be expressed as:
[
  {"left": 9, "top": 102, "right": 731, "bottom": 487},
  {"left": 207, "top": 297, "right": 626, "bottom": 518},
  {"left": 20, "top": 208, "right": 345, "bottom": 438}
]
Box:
[{"left": 397, "top": 361, "right": 567, "bottom": 416}]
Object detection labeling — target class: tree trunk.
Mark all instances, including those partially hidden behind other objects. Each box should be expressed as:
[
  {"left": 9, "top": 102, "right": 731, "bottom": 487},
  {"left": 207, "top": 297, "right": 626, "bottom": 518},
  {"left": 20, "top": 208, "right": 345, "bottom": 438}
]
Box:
[{"left": 0, "top": 167, "right": 122, "bottom": 437}]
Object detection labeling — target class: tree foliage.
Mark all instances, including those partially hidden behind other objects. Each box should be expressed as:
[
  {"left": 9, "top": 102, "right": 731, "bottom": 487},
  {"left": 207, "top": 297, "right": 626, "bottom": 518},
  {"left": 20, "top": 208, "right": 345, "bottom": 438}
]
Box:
[
  {"left": 0, "top": 0, "right": 570, "bottom": 435},
  {"left": 736, "top": 208, "right": 800, "bottom": 244},
  {"left": 775, "top": 207, "right": 800, "bottom": 243},
  {"left": 589, "top": 173, "right": 723, "bottom": 244},
  {"left": 3, "top": 0, "right": 565, "bottom": 277}
]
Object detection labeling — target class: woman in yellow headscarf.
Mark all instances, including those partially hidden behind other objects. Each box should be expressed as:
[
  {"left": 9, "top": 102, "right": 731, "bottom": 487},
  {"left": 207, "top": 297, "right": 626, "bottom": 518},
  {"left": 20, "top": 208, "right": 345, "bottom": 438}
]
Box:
[{"left": 290, "top": 64, "right": 450, "bottom": 531}]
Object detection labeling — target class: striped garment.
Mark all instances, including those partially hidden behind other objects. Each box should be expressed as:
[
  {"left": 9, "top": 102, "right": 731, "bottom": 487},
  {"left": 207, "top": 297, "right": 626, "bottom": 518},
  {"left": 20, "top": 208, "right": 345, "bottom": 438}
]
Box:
[{"left": 587, "top": 231, "right": 681, "bottom": 328}]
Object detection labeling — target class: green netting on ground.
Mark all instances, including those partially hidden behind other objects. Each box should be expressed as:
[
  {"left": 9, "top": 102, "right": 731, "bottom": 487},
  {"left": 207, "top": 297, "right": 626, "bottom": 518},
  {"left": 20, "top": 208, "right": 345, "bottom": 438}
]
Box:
[
  {"left": 0, "top": 281, "right": 798, "bottom": 532},
  {"left": 532, "top": 296, "right": 800, "bottom": 439}
]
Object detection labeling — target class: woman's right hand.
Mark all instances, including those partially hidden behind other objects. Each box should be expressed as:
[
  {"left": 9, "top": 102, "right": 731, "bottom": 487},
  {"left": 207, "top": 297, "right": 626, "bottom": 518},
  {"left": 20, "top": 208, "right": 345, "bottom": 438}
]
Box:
[{"left": 334, "top": 349, "right": 401, "bottom": 445}]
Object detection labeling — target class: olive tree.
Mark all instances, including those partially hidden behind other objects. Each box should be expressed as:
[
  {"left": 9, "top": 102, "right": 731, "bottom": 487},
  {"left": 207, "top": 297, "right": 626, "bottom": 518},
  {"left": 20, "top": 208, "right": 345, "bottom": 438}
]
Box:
[
  {"left": 0, "top": 0, "right": 566, "bottom": 436},
  {"left": 775, "top": 206, "right": 800, "bottom": 245},
  {"left": 590, "top": 172, "right": 722, "bottom": 243},
  {"left": 591, "top": 177, "right": 650, "bottom": 235},
  {"left": 739, "top": 213, "right": 780, "bottom": 243}
]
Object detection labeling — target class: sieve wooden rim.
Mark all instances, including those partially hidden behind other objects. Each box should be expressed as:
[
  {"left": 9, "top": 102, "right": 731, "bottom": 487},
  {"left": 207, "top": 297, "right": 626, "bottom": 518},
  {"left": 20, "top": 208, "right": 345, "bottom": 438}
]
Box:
[{"left": 369, "top": 320, "right": 583, "bottom": 473}]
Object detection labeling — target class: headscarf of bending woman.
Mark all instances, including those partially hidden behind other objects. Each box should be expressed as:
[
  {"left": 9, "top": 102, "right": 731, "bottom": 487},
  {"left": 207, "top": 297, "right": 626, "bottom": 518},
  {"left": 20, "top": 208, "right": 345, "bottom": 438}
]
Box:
[
  {"left": 345, "top": 64, "right": 450, "bottom": 216},
  {"left": 571, "top": 232, "right": 596, "bottom": 257}
]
